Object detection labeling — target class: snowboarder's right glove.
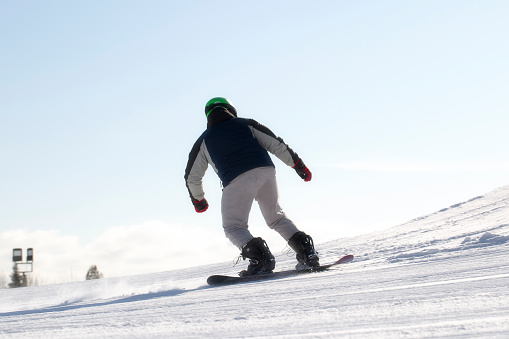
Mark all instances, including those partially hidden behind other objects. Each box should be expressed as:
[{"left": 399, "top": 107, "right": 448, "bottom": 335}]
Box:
[
  {"left": 192, "top": 198, "right": 209, "bottom": 213},
  {"left": 293, "top": 159, "right": 312, "bottom": 182}
]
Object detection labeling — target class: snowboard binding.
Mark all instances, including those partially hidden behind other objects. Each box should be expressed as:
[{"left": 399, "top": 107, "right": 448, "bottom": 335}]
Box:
[
  {"left": 238, "top": 237, "right": 276, "bottom": 277},
  {"left": 288, "top": 231, "right": 320, "bottom": 270}
]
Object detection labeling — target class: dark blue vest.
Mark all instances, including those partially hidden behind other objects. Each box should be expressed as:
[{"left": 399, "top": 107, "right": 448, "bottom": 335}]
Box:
[{"left": 200, "top": 118, "right": 274, "bottom": 187}]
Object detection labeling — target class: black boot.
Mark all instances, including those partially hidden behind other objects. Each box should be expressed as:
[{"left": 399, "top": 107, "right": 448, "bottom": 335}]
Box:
[
  {"left": 288, "top": 231, "right": 320, "bottom": 269},
  {"left": 239, "top": 237, "right": 276, "bottom": 277}
]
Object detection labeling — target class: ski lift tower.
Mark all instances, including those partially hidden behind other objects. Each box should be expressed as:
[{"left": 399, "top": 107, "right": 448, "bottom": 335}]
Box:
[{"left": 12, "top": 248, "right": 34, "bottom": 287}]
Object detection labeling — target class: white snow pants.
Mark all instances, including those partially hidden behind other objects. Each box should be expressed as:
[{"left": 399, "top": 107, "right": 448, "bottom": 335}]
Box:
[{"left": 221, "top": 166, "right": 299, "bottom": 249}]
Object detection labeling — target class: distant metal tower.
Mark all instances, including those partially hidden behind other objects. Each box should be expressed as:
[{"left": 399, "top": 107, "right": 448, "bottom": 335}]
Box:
[{"left": 12, "top": 248, "right": 34, "bottom": 287}]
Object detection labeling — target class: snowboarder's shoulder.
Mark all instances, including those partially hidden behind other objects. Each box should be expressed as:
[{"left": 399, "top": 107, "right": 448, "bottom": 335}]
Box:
[
  {"left": 218, "top": 117, "right": 260, "bottom": 129},
  {"left": 232, "top": 117, "right": 263, "bottom": 128},
  {"left": 231, "top": 117, "right": 253, "bottom": 125}
]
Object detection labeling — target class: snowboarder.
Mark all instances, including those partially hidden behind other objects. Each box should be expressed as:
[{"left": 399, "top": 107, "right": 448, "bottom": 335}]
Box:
[{"left": 185, "top": 97, "right": 319, "bottom": 276}]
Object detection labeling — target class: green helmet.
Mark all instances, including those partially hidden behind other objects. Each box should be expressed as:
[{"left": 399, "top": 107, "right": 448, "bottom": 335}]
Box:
[{"left": 205, "top": 97, "right": 237, "bottom": 117}]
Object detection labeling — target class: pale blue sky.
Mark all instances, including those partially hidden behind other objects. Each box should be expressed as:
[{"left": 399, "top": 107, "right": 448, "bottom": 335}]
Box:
[{"left": 1, "top": 1, "right": 508, "bottom": 282}]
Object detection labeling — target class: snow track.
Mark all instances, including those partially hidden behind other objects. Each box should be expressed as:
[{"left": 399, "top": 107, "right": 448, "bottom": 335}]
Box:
[{"left": 1, "top": 186, "right": 509, "bottom": 338}]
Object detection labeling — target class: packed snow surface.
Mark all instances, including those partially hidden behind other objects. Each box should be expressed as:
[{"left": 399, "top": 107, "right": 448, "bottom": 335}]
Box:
[{"left": 1, "top": 186, "right": 509, "bottom": 338}]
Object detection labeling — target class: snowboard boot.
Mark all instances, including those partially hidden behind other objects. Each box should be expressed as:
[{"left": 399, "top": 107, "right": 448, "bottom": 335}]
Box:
[
  {"left": 288, "top": 231, "right": 320, "bottom": 270},
  {"left": 239, "top": 237, "right": 276, "bottom": 277}
]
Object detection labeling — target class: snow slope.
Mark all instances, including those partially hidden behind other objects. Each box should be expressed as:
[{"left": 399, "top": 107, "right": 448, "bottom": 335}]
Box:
[{"left": 1, "top": 186, "right": 508, "bottom": 338}]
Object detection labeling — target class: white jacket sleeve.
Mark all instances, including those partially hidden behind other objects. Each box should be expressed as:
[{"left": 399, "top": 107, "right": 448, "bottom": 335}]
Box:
[
  {"left": 184, "top": 139, "right": 209, "bottom": 201},
  {"left": 247, "top": 119, "right": 300, "bottom": 167}
]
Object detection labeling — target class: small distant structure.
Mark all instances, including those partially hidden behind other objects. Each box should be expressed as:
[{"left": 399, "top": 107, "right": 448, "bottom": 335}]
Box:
[
  {"left": 86, "top": 265, "right": 104, "bottom": 280},
  {"left": 10, "top": 248, "right": 34, "bottom": 288}
]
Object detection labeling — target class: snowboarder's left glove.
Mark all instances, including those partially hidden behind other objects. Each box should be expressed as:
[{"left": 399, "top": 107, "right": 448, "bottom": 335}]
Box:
[
  {"left": 192, "top": 198, "right": 209, "bottom": 213},
  {"left": 293, "top": 159, "right": 312, "bottom": 182}
]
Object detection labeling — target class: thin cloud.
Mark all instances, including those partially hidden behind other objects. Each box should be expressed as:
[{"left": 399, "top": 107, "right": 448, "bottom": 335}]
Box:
[{"left": 329, "top": 161, "right": 509, "bottom": 172}]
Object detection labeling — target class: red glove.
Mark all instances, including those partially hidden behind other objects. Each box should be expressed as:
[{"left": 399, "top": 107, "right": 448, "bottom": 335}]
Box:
[
  {"left": 192, "top": 198, "right": 209, "bottom": 213},
  {"left": 293, "top": 159, "right": 312, "bottom": 182}
]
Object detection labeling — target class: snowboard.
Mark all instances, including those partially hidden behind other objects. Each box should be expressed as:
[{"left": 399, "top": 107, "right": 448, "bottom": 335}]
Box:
[{"left": 207, "top": 254, "right": 354, "bottom": 286}]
